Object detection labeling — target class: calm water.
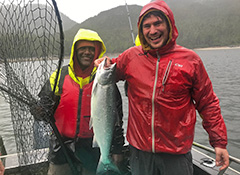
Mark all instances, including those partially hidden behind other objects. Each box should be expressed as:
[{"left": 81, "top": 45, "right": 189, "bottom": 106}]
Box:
[{"left": 0, "top": 47, "right": 240, "bottom": 171}]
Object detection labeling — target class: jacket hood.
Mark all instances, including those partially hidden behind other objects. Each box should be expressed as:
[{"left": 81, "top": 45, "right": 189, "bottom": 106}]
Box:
[
  {"left": 69, "top": 28, "right": 106, "bottom": 78},
  {"left": 138, "top": 0, "right": 178, "bottom": 52}
]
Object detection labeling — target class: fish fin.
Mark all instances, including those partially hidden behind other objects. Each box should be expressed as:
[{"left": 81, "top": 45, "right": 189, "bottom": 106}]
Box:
[
  {"left": 90, "top": 81, "right": 97, "bottom": 130},
  {"left": 89, "top": 117, "right": 93, "bottom": 129},
  {"left": 92, "top": 135, "right": 99, "bottom": 147},
  {"left": 92, "top": 80, "right": 98, "bottom": 94},
  {"left": 96, "top": 157, "right": 121, "bottom": 175}
]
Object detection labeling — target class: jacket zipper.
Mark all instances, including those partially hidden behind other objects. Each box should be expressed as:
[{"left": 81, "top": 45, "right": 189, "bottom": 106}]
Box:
[
  {"left": 151, "top": 52, "right": 161, "bottom": 153},
  {"left": 75, "top": 89, "right": 82, "bottom": 138},
  {"left": 162, "top": 60, "right": 172, "bottom": 92}
]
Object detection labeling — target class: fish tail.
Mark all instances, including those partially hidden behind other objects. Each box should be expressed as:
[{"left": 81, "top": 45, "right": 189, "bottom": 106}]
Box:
[{"left": 96, "top": 157, "right": 121, "bottom": 175}]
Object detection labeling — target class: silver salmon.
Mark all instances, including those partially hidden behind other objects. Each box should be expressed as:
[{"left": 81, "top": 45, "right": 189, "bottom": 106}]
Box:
[{"left": 90, "top": 58, "right": 120, "bottom": 174}]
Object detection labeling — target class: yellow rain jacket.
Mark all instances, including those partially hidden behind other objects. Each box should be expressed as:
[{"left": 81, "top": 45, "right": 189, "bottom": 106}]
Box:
[{"left": 46, "top": 28, "right": 106, "bottom": 138}]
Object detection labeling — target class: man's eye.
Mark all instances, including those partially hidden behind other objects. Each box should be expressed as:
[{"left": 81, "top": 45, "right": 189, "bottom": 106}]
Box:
[
  {"left": 143, "top": 24, "right": 150, "bottom": 29},
  {"left": 79, "top": 48, "right": 85, "bottom": 51},
  {"left": 89, "top": 47, "right": 95, "bottom": 52},
  {"left": 154, "top": 21, "right": 162, "bottom": 26},
  {"left": 77, "top": 47, "right": 95, "bottom": 53}
]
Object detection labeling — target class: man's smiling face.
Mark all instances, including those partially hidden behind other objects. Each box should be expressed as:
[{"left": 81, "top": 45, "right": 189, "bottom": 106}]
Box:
[
  {"left": 142, "top": 14, "right": 169, "bottom": 49},
  {"left": 75, "top": 41, "right": 95, "bottom": 70}
]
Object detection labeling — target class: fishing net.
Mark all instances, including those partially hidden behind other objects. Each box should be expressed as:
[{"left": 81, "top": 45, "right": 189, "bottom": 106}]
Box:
[{"left": 0, "top": 0, "right": 64, "bottom": 174}]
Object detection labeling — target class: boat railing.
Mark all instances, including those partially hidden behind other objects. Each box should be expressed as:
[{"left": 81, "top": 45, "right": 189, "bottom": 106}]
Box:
[{"left": 193, "top": 141, "right": 240, "bottom": 175}]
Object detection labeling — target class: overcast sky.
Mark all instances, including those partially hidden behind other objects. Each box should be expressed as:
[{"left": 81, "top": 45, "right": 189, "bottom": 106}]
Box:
[
  {"left": 0, "top": 0, "right": 150, "bottom": 23},
  {"left": 56, "top": 0, "right": 150, "bottom": 23}
]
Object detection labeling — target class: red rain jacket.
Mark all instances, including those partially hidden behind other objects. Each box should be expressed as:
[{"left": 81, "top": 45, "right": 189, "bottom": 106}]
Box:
[{"left": 112, "top": 0, "right": 227, "bottom": 154}]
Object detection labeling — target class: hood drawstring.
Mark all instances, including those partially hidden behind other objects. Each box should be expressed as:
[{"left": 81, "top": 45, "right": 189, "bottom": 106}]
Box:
[{"left": 139, "top": 51, "right": 148, "bottom": 57}]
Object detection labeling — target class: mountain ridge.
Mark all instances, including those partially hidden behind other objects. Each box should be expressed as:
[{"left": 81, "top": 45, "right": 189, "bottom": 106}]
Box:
[
  {"left": 0, "top": 1, "right": 239, "bottom": 55},
  {"left": 62, "top": 0, "right": 240, "bottom": 54}
]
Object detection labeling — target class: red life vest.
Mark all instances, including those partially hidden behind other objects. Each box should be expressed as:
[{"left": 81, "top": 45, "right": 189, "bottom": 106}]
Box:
[{"left": 54, "top": 66, "right": 94, "bottom": 138}]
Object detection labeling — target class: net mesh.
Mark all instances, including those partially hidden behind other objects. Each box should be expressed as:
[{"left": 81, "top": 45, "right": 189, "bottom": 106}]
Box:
[{"left": 0, "top": 0, "right": 63, "bottom": 174}]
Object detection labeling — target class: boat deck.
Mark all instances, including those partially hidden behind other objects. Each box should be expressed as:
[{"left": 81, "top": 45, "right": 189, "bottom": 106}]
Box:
[{"left": 1, "top": 147, "right": 239, "bottom": 175}]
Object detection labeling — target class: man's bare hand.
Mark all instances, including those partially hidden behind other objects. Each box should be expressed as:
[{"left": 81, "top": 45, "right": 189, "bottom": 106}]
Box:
[
  {"left": 215, "top": 147, "right": 229, "bottom": 171},
  {"left": 94, "top": 56, "right": 112, "bottom": 67},
  {"left": 0, "top": 159, "right": 5, "bottom": 175}
]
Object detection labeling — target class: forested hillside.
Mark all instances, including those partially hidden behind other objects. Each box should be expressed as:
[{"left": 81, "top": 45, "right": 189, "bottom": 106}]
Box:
[
  {"left": 63, "top": 0, "right": 240, "bottom": 54},
  {"left": 64, "top": 5, "right": 141, "bottom": 55},
  {"left": 170, "top": 0, "right": 240, "bottom": 48},
  {"left": 0, "top": 1, "right": 239, "bottom": 55},
  {"left": 1, "top": 1, "right": 238, "bottom": 55}
]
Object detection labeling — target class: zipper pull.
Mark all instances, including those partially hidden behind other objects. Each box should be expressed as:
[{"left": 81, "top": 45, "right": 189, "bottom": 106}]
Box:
[
  {"left": 162, "top": 60, "right": 172, "bottom": 92},
  {"left": 156, "top": 51, "right": 160, "bottom": 62}
]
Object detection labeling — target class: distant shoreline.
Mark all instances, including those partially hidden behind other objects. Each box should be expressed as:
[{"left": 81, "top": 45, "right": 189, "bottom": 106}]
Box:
[
  {"left": 105, "top": 46, "right": 240, "bottom": 56},
  {"left": 194, "top": 46, "right": 240, "bottom": 51}
]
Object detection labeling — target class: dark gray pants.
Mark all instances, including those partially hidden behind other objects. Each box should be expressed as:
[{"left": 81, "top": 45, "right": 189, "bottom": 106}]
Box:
[{"left": 129, "top": 145, "right": 193, "bottom": 175}]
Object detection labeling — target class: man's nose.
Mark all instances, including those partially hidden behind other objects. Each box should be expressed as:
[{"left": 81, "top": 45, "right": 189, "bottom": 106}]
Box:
[
  {"left": 149, "top": 25, "right": 157, "bottom": 35},
  {"left": 83, "top": 47, "right": 95, "bottom": 54}
]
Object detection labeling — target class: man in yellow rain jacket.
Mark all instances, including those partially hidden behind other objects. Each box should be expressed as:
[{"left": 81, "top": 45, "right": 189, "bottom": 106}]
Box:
[{"left": 32, "top": 28, "right": 124, "bottom": 175}]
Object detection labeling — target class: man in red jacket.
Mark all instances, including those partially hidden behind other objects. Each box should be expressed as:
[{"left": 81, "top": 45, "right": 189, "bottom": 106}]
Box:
[{"left": 95, "top": 0, "right": 229, "bottom": 175}]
